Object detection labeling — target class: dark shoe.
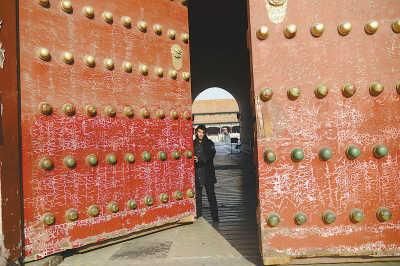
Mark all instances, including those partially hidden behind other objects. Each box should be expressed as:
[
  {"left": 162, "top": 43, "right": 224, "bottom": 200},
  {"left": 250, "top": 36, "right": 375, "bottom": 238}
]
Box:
[
  {"left": 212, "top": 217, "right": 219, "bottom": 223},
  {"left": 212, "top": 219, "right": 219, "bottom": 227}
]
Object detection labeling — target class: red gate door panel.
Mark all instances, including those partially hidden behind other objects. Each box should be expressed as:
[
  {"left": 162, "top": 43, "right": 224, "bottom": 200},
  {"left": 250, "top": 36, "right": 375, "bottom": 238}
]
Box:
[
  {"left": 248, "top": 0, "right": 400, "bottom": 264},
  {"left": 20, "top": 0, "right": 194, "bottom": 260}
]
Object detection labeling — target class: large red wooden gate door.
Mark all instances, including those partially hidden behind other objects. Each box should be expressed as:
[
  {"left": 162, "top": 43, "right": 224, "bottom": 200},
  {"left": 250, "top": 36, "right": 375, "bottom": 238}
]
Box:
[
  {"left": 247, "top": 0, "right": 400, "bottom": 264},
  {"left": 20, "top": 0, "right": 194, "bottom": 260}
]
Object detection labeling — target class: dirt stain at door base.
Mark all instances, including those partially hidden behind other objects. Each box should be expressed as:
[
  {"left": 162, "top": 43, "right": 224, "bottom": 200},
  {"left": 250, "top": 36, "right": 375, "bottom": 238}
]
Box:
[{"left": 110, "top": 240, "right": 172, "bottom": 260}]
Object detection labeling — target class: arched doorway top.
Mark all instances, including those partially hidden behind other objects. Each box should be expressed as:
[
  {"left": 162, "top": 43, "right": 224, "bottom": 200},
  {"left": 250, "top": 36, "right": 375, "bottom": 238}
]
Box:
[
  {"left": 192, "top": 87, "right": 239, "bottom": 114},
  {"left": 194, "top": 87, "right": 235, "bottom": 101}
]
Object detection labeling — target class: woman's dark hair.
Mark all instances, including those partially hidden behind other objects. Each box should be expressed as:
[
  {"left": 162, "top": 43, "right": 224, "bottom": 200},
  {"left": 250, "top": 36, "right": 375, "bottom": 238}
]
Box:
[{"left": 195, "top": 124, "right": 207, "bottom": 133}]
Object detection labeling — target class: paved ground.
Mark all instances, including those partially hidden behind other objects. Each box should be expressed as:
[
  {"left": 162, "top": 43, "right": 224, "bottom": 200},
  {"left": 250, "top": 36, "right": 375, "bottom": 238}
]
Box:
[
  {"left": 59, "top": 218, "right": 254, "bottom": 266},
  {"left": 201, "top": 143, "right": 261, "bottom": 264}
]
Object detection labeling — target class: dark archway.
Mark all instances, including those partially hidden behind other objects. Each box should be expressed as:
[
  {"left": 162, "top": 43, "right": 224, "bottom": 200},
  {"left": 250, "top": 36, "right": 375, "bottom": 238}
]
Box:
[
  {"left": 188, "top": 0, "right": 255, "bottom": 155},
  {"left": 188, "top": 1, "right": 261, "bottom": 264}
]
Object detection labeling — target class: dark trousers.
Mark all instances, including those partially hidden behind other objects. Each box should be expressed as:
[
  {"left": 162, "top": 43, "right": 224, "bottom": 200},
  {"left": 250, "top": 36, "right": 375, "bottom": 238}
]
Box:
[{"left": 195, "top": 179, "right": 219, "bottom": 221}]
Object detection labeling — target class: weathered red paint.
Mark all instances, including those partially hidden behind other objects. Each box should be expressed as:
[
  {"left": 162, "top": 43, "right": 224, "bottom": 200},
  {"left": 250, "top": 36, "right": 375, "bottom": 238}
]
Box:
[
  {"left": 19, "top": 0, "right": 194, "bottom": 260},
  {"left": 248, "top": 0, "right": 400, "bottom": 263}
]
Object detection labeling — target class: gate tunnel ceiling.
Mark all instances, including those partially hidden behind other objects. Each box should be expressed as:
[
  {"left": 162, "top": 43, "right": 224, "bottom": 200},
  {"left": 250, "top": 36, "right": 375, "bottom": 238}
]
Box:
[{"left": 188, "top": 0, "right": 251, "bottom": 101}]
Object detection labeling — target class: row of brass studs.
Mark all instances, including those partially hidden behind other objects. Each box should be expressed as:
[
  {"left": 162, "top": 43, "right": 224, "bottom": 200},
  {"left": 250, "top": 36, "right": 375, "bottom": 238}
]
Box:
[
  {"left": 38, "top": 102, "right": 192, "bottom": 120},
  {"left": 257, "top": 20, "right": 400, "bottom": 40},
  {"left": 39, "top": 150, "right": 193, "bottom": 170},
  {"left": 36, "top": 48, "right": 191, "bottom": 80},
  {"left": 37, "top": 1, "right": 189, "bottom": 43},
  {"left": 260, "top": 82, "right": 400, "bottom": 102},
  {"left": 266, "top": 207, "right": 393, "bottom": 227},
  {"left": 42, "top": 189, "right": 195, "bottom": 225},
  {"left": 264, "top": 144, "right": 389, "bottom": 163}
]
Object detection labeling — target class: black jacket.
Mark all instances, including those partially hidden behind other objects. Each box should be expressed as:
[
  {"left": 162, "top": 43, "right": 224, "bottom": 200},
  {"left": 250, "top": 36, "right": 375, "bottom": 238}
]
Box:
[{"left": 194, "top": 136, "right": 216, "bottom": 185}]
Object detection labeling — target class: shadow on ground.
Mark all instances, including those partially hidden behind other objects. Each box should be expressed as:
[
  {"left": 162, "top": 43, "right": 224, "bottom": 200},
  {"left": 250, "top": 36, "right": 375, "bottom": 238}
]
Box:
[{"left": 199, "top": 143, "right": 262, "bottom": 265}]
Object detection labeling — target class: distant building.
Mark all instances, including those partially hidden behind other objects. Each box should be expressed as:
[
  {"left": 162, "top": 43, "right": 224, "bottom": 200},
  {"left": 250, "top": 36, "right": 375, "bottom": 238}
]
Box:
[{"left": 192, "top": 99, "right": 240, "bottom": 143}]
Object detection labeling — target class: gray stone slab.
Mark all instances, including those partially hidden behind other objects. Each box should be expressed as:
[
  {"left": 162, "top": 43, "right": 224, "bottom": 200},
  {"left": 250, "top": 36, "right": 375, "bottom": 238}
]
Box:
[{"left": 60, "top": 218, "right": 254, "bottom": 266}]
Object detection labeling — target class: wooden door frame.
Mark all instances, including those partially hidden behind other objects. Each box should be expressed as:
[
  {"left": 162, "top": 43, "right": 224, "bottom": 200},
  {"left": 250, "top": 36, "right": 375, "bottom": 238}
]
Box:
[{"left": 0, "top": 0, "right": 23, "bottom": 263}]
